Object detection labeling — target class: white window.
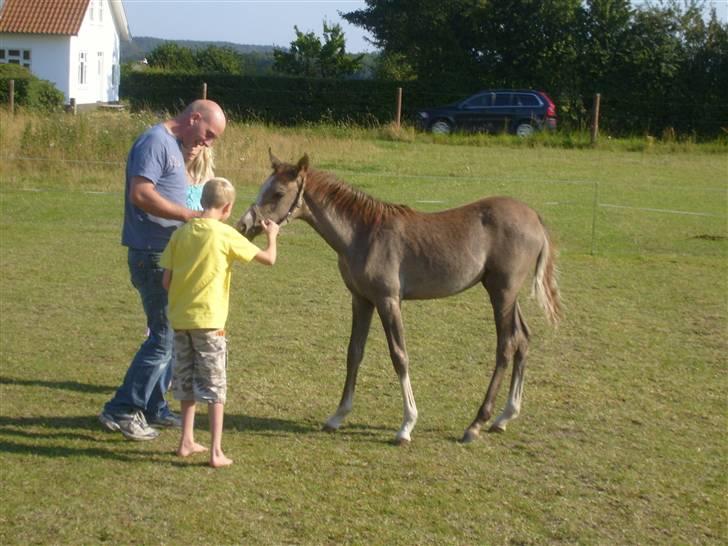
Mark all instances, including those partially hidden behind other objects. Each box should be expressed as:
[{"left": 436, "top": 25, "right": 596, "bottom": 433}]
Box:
[
  {"left": 88, "top": 0, "right": 104, "bottom": 23},
  {"left": 90, "top": 0, "right": 103, "bottom": 22},
  {"left": 79, "top": 51, "right": 88, "bottom": 84},
  {"left": 97, "top": 51, "right": 104, "bottom": 76},
  {"left": 0, "top": 49, "right": 32, "bottom": 69}
]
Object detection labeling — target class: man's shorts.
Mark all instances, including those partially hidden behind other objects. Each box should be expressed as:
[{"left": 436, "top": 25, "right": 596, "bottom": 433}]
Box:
[{"left": 172, "top": 329, "right": 227, "bottom": 404}]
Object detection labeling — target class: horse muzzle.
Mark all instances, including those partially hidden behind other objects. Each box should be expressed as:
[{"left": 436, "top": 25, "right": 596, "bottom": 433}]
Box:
[{"left": 236, "top": 208, "right": 262, "bottom": 239}]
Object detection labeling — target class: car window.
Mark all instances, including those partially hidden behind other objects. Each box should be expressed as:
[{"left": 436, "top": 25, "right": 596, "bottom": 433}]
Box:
[
  {"left": 462, "top": 93, "right": 493, "bottom": 108},
  {"left": 514, "top": 93, "right": 540, "bottom": 107},
  {"left": 494, "top": 93, "right": 512, "bottom": 106}
]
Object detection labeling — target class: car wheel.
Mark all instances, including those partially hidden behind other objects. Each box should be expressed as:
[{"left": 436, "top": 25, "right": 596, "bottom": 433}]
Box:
[
  {"left": 430, "top": 120, "right": 452, "bottom": 135},
  {"left": 515, "top": 122, "right": 535, "bottom": 138}
]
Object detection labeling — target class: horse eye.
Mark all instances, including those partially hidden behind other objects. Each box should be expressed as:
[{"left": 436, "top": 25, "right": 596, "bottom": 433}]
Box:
[{"left": 273, "top": 191, "right": 285, "bottom": 199}]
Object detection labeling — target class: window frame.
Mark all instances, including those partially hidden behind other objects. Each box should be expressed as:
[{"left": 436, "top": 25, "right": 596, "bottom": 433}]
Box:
[
  {"left": 0, "top": 48, "right": 32, "bottom": 68},
  {"left": 78, "top": 51, "right": 88, "bottom": 85}
]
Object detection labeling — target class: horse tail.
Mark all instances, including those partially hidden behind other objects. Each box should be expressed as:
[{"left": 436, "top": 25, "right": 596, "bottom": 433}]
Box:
[{"left": 532, "top": 225, "right": 562, "bottom": 326}]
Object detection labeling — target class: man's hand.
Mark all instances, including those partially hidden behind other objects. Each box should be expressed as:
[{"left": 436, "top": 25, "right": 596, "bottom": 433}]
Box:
[{"left": 130, "top": 177, "right": 197, "bottom": 222}]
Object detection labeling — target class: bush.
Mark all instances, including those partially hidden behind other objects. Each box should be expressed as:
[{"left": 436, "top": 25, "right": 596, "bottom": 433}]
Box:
[{"left": 0, "top": 64, "right": 65, "bottom": 111}]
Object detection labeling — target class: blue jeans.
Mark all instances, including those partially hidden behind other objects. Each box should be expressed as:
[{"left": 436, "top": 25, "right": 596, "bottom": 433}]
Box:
[{"left": 104, "top": 249, "right": 174, "bottom": 420}]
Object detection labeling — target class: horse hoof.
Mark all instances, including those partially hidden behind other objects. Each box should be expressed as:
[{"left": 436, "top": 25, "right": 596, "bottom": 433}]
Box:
[
  {"left": 322, "top": 424, "right": 338, "bottom": 433},
  {"left": 488, "top": 423, "right": 506, "bottom": 433},
  {"left": 459, "top": 430, "right": 479, "bottom": 444},
  {"left": 394, "top": 437, "right": 411, "bottom": 447}
]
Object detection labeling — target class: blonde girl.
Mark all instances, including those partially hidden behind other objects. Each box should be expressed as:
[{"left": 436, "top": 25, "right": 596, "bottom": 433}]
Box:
[{"left": 183, "top": 145, "right": 215, "bottom": 211}]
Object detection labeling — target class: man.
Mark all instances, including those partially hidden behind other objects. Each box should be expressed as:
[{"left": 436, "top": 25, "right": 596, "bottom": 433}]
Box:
[{"left": 99, "top": 100, "right": 227, "bottom": 440}]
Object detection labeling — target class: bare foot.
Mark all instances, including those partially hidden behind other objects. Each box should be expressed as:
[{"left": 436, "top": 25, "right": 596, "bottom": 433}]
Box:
[
  {"left": 209, "top": 453, "right": 233, "bottom": 468},
  {"left": 177, "top": 442, "right": 208, "bottom": 457}
]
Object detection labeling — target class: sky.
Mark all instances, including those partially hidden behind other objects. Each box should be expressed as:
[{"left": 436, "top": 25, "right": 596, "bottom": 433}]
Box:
[
  {"left": 121, "top": 0, "right": 727, "bottom": 54},
  {"left": 122, "top": 0, "right": 377, "bottom": 53}
]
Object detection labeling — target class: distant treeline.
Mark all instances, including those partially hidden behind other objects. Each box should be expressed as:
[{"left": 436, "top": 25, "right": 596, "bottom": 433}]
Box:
[
  {"left": 121, "top": 36, "right": 276, "bottom": 61},
  {"left": 121, "top": 36, "right": 377, "bottom": 79}
]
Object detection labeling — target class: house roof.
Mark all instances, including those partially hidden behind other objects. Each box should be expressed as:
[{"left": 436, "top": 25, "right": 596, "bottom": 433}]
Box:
[{"left": 0, "top": 0, "right": 130, "bottom": 41}]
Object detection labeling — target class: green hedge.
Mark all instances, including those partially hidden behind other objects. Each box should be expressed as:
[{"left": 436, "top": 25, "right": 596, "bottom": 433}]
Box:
[
  {"left": 0, "top": 64, "right": 64, "bottom": 111},
  {"left": 120, "top": 71, "right": 466, "bottom": 125},
  {"left": 123, "top": 71, "right": 728, "bottom": 136},
  {"left": 119, "top": 72, "right": 609, "bottom": 131}
]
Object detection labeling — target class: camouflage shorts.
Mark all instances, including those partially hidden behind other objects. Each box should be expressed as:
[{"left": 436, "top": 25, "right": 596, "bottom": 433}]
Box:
[{"left": 172, "top": 329, "right": 227, "bottom": 404}]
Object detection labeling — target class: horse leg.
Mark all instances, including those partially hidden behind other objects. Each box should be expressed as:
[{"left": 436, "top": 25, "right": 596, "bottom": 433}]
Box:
[
  {"left": 324, "top": 294, "right": 374, "bottom": 432},
  {"left": 491, "top": 302, "right": 530, "bottom": 432},
  {"left": 461, "top": 285, "right": 519, "bottom": 443},
  {"left": 377, "top": 296, "right": 418, "bottom": 445}
]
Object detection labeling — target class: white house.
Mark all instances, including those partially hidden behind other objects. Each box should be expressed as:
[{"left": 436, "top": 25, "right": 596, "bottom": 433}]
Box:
[{"left": 0, "top": 0, "right": 131, "bottom": 105}]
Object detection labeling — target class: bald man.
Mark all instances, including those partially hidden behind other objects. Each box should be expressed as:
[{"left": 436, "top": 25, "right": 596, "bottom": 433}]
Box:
[{"left": 100, "top": 100, "right": 227, "bottom": 441}]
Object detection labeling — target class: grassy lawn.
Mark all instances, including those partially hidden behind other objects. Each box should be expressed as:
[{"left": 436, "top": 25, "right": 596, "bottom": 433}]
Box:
[{"left": 0, "top": 113, "right": 726, "bottom": 544}]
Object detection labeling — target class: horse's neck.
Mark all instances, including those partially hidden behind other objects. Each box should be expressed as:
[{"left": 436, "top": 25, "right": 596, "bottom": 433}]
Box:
[{"left": 302, "top": 175, "right": 361, "bottom": 255}]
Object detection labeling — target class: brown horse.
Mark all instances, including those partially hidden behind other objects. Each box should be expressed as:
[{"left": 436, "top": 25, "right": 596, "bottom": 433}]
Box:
[{"left": 237, "top": 152, "right": 561, "bottom": 444}]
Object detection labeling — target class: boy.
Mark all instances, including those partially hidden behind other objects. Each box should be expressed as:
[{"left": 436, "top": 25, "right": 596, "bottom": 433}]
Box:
[{"left": 161, "top": 177, "right": 279, "bottom": 468}]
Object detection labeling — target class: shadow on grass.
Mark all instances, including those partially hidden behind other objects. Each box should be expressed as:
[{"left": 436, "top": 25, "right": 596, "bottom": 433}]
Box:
[
  {"left": 0, "top": 416, "right": 157, "bottom": 461},
  {"left": 225, "top": 413, "right": 319, "bottom": 435},
  {"left": 0, "top": 439, "right": 149, "bottom": 462},
  {"left": 0, "top": 375, "right": 115, "bottom": 394},
  {"left": 227, "top": 415, "right": 401, "bottom": 446},
  {"left": 0, "top": 414, "right": 106, "bottom": 433},
  {"left": 0, "top": 413, "right": 320, "bottom": 446},
  {"left": 0, "top": 413, "right": 401, "bottom": 461},
  {"left": 0, "top": 415, "right": 131, "bottom": 448}
]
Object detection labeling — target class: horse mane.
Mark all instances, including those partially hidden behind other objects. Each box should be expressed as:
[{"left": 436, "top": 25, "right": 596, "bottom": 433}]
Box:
[{"left": 306, "top": 169, "right": 415, "bottom": 225}]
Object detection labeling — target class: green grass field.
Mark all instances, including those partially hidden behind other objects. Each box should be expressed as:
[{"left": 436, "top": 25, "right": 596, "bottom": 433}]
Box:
[{"left": 0, "top": 112, "right": 726, "bottom": 544}]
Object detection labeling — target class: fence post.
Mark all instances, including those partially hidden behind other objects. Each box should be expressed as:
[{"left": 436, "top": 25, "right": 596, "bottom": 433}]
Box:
[
  {"left": 591, "top": 93, "right": 601, "bottom": 145},
  {"left": 8, "top": 79, "right": 14, "bottom": 115},
  {"left": 395, "top": 87, "right": 402, "bottom": 130},
  {"left": 69, "top": 98, "right": 77, "bottom": 115},
  {"left": 202, "top": 82, "right": 207, "bottom": 100}
]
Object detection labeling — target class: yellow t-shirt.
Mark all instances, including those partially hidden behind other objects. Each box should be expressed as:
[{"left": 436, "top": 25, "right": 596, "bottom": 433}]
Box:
[{"left": 160, "top": 218, "right": 260, "bottom": 330}]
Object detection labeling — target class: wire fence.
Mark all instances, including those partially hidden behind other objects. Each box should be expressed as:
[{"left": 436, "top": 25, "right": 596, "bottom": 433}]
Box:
[{"left": 1, "top": 154, "right": 726, "bottom": 258}]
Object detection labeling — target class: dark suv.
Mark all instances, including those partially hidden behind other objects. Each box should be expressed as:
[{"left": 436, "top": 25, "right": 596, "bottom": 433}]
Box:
[{"left": 416, "top": 89, "right": 557, "bottom": 137}]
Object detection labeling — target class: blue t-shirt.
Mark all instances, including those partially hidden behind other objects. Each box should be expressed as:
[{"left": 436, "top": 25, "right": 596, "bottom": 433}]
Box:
[{"left": 121, "top": 124, "right": 188, "bottom": 251}]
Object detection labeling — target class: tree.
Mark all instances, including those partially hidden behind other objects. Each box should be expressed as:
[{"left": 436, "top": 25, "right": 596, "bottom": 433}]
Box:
[
  {"left": 273, "top": 26, "right": 322, "bottom": 77},
  {"left": 373, "top": 52, "right": 416, "bottom": 81},
  {"left": 273, "top": 22, "right": 364, "bottom": 78},
  {"left": 146, "top": 43, "right": 244, "bottom": 74},
  {"left": 195, "top": 46, "right": 243, "bottom": 74},
  {"left": 343, "top": 0, "right": 481, "bottom": 85},
  {"left": 319, "top": 22, "right": 364, "bottom": 78},
  {"left": 343, "top": 0, "right": 581, "bottom": 91},
  {"left": 146, "top": 42, "right": 197, "bottom": 72}
]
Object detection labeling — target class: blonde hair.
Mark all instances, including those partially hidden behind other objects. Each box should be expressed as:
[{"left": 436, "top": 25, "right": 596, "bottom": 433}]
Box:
[
  {"left": 186, "top": 146, "right": 215, "bottom": 185},
  {"left": 201, "top": 177, "right": 236, "bottom": 209}
]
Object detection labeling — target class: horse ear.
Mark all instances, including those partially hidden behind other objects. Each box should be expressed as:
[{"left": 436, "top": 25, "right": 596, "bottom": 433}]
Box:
[
  {"left": 269, "top": 148, "right": 282, "bottom": 171},
  {"left": 297, "top": 153, "right": 309, "bottom": 174}
]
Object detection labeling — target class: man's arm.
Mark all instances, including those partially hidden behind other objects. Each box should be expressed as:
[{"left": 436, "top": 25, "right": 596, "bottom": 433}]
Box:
[
  {"left": 162, "top": 269, "right": 172, "bottom": 291},
  {"left": 129, "top": 176, "right": 199, "bottom": 221}
]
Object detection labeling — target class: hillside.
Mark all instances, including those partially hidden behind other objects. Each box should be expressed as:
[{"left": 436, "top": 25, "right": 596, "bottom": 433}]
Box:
[
  {"left": 120, "top": 36, "right": 377, "bottom": 78},
  {"left": 121, "top": 36, "right": 275, "bottom": 62}
]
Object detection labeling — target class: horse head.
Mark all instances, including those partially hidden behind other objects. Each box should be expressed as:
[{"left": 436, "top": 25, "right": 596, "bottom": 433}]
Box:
[{"left": 236, "top": 149, "right": 309, "bottom": 239}]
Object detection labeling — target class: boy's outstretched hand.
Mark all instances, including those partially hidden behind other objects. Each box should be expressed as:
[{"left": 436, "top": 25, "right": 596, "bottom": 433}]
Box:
[
  {"left": 261, "top": 218, "right": 280, "bottom": 239},
  {"left": 254, "top": 219, "right": 279, "bottom": 266}
]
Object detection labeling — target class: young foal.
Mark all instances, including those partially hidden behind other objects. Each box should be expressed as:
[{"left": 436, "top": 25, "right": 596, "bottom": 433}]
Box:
[{"left": 237, "top": 152, "right": 561, "bottom": 444}]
